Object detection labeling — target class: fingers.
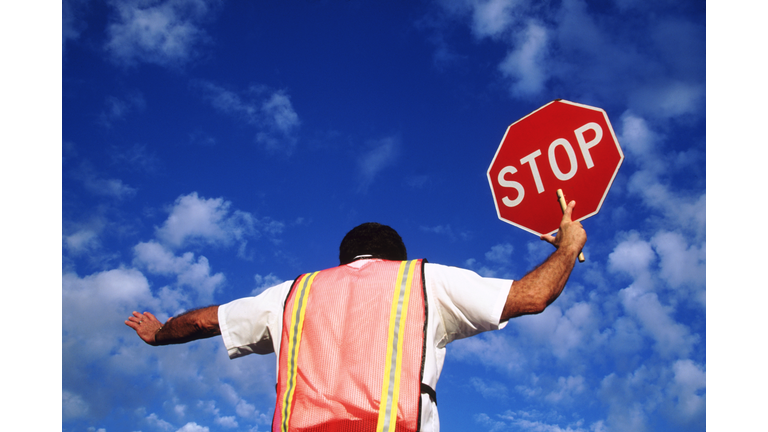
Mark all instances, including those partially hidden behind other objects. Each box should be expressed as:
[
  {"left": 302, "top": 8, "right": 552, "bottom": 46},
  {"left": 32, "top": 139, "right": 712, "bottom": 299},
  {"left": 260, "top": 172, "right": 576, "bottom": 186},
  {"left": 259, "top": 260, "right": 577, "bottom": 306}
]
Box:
[
  {"left": 540, "top": 233, "right": 557, "bottom": 247},
  {"left": 562, "top": 200, "right": 576, "bottom": 221},
  {"left": 125, "top": 311, "right": 159, "bottom": 328}
]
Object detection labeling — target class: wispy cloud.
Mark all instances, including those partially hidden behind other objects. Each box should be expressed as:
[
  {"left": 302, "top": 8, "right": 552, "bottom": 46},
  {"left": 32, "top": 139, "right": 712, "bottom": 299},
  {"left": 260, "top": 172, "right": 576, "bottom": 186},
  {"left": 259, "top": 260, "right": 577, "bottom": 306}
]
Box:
[
  {"left": 110, "top": 143, "right": 161, "bottom": 174},
  {"left": 63, "top": 0, "right": 90, "bottom": 53},
  {"left": 356, "top": 136, "right": 400, "bottom": 193},
  {"left": 419, "top": 224, "right": 473, "bottom": 242},
  {"left": 72, "top": 162, "right": 138, "bottom": 200},
  {"left": 470, "top": 377, "right": 509, "bottom": 400},
  {"left": 195, "top": 81, "right": 301, "bottom": 154},
  {"left": 252, "top": 273, "right": 285, "bottom": 296},
  {"left": 431, "top": 0, "right": 705, "bottom": 120},
  {"left": 99, "top": 92, "right": 146, "bottom": 127}
]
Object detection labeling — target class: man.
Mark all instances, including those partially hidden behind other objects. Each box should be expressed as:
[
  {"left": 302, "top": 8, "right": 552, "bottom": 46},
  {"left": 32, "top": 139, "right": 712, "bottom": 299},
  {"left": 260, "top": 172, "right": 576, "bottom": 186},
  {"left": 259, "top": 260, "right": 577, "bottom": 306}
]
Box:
[{"left": 126, "top": 201, "right": 587, "bottom": 432}]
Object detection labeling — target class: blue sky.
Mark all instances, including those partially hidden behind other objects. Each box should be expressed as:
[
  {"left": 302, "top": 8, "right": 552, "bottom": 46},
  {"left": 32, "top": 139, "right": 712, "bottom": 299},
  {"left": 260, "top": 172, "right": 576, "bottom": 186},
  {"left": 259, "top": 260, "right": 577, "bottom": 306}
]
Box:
[{"left": 27, "top": 0, "right": 723, "bottom": 430}]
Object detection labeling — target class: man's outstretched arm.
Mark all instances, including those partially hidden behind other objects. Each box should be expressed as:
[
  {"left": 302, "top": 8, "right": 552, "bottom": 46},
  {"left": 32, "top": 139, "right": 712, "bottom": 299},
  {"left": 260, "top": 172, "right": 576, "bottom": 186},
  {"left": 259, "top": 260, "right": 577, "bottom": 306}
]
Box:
[
  {"left": 501, "top": 200, "right": 587, "bottom": 321},
  {"left": 125, "top": 306, "right": 221, "bottom": 346}
]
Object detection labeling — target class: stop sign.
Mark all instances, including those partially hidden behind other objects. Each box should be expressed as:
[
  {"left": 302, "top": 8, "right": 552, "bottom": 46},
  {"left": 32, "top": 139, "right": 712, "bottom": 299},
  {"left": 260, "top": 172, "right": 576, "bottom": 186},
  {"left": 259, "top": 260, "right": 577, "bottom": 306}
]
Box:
[{"left": 487, "top": 99, "right": 624, "bottom": 236}]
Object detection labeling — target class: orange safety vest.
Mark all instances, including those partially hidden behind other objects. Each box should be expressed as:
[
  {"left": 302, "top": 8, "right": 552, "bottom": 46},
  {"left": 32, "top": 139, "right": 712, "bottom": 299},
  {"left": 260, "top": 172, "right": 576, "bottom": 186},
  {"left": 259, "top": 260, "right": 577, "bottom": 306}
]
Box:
[{"left": 274, "top": 259, "right": 427, "bottom": 432}]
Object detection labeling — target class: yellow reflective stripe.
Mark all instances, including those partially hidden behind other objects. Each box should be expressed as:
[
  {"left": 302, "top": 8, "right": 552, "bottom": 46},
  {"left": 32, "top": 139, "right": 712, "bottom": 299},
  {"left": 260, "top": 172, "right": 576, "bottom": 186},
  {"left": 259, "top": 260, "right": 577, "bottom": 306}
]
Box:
[
  {"left": 281, "top": 271, "right": 319, "bottom": 432},
  {"left": 377, "top": 260, "right": 418, "bottom": 432}
]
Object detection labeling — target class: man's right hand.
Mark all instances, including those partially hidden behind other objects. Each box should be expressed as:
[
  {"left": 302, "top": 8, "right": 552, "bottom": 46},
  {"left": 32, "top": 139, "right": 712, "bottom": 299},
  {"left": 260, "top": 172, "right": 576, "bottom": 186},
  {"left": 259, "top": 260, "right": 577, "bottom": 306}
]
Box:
[{"left": 539, "top": 199, "right": 587, "bottom": 258}]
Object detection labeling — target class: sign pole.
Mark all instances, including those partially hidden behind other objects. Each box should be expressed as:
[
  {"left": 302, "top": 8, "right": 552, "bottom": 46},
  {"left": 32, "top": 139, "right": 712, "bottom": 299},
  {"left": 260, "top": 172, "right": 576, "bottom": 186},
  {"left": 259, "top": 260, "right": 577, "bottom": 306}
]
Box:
[{"left": 556, "top": 189, "right": 586, "bottom": 263}]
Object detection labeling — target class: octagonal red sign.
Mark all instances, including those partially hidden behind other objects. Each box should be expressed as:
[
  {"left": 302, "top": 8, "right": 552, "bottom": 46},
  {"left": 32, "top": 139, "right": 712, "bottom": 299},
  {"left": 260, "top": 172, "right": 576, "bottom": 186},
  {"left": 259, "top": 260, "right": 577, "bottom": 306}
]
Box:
[{"left": 487, "top": 99, "right": 624, "bottom": 236}]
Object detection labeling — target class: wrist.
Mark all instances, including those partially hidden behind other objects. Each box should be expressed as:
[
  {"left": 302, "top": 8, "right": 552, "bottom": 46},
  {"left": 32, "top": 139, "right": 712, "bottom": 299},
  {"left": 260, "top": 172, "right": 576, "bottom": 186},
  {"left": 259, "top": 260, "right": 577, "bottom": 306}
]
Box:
[
  {"left": 556, "top": 241, "right": 582, "bottom": 260},
  {"left": 151, "top": 326, "right": 164, "bottom": 346}
]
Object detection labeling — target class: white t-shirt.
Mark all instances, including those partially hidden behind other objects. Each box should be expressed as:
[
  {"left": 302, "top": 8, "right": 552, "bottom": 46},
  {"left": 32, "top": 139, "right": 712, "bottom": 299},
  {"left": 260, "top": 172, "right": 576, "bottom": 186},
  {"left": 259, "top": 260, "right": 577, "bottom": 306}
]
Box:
[{"left": 218, "top": 259, "right": 512, "bottom": 432}]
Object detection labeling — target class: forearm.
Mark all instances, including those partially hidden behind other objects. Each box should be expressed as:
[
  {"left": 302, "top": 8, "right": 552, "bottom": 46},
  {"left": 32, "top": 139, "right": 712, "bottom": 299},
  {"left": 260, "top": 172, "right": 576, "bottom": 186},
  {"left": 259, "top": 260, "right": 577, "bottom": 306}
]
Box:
[
  {"left": 153, "top": 306, "right": 221, "bottom": 346},
  {"left": 501, "top": 245, "right": 579, "bottom": 320}
]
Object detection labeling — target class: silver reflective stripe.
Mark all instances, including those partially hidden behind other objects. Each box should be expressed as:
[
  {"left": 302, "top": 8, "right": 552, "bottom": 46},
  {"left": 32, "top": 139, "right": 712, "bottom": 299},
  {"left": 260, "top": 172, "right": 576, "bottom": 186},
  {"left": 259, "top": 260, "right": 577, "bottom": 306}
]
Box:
[
  {"left": 281, "top": 272, "right": 317, "bottom": 432},
  {"left": 379, "top": 259, "right": 415, "bottom": 432}
]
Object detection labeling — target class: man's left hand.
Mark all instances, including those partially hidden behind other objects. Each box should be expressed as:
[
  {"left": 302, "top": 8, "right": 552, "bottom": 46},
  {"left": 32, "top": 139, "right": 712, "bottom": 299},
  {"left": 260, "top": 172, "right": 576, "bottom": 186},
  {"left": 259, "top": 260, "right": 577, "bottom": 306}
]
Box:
[{"left": 125, "top": 311, "right": 167, "bottom": 346}]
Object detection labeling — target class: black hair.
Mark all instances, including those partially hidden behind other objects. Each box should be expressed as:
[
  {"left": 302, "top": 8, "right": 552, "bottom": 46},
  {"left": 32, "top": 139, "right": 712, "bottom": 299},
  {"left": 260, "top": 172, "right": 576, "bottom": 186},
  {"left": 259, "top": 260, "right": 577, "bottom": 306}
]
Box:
[{"left": 338, "top": 222, "right": 407, "bottom": 265}]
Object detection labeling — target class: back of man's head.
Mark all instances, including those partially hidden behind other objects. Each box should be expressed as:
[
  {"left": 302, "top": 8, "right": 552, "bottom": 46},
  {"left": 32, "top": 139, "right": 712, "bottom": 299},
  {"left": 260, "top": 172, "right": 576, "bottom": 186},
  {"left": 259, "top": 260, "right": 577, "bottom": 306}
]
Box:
[{"left": 339, "top": 222, "right": 407, "bottom": 265}]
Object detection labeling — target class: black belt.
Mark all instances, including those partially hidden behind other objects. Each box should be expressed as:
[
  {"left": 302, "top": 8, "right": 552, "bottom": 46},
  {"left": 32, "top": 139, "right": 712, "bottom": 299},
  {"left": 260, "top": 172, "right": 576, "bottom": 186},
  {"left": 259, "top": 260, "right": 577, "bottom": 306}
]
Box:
[{"left": 420, "top": 383, "right": 437, "bottom": 404}]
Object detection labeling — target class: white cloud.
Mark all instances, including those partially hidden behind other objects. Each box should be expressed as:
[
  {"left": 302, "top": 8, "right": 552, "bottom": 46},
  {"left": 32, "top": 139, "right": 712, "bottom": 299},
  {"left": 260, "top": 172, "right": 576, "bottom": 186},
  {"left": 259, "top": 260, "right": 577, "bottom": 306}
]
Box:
[
  {"left": 64, "top": 228, "right": 100, "bottom": 254},
  {"left": 485, "top": 243, "right": 514, "bottom": 264},
  {"left": 498, "top": 20, "right": 550, "bottom": 97},
  {"left": 357, "top": 136, "right": 400, "bottom": 192},
  {"left": 626, "top": 170, "right": 706, "bottom": 237},
  {"left": 608, "top": 233, "right": 655, "bottom": 280},
  {"left": 176, "top": 422, "right": 210, "bottom": 432},
  {"left": 155, "top": 192, "right": 283, "bottom": 249},
  {"left": 235, "top": 399, "right": 258, "bottom": 418},
  {"left": 618, "top": 284, "right": 698, "bottom": 358},
  {"left": 215, "top": 416, "right": 238, "bottom": 428},
  {"left": 134, "top": 241, "right": 225, "bottom": 304},
  {"left": 616, "top": 114, "right": 706, "bottom": 237},
  {"left": 544, "top": 375, "right": 586, "bottom": 403},
  {"left": 617, "top": 112, "right": 660, "bottom": 168},
  {"left": 469, "top": 0, "right": 521, "bottom": 39},
  {"left": 62, "top": 390, "right": 90, "bottom": 420},
  {"left": 105, "top": 0, "right": 216, "bottom": 67},
  {"left": 598, "top": 358, "right": 705, "bottom": 432},
  {"left": 598, "top": 368, "right": 657, "bottom": 432},
  {"left": 63, "top": 268, "right": 156, "bottom": 338},
  {"left": 475, "top": 412, "right": 509, "bottom": 432},
  {"left": 617, "top": 112, "right": 706, "bottom": 236},
  {"left": 451, "top": 331, "right": 528, "bottom": 374},
  {"left": 662, "top": 359, "right": 705, "bottom": 425},
  {"left": 605, "top": 316, "right": 644, "bottom": 358},
  {"left": 62, "top": 267, "right": 160, "bottom": 391},
  {"left": 651, "top": 231, "right": 705, "bottom": 304},
  {"left": 481, "top": 410, "right": 594, "bottom": 432},
  {"left": 146, "top": 413, "right": 175, "bottom": 431},
  {"left": 463, "top": 257, "right": 499, "bottom": 278},
  {"left": 155, "top": 193, "right": 232, "bottom": 246},
  {"left": 512, "top": 301, "right": 598, "bottom": 360}
]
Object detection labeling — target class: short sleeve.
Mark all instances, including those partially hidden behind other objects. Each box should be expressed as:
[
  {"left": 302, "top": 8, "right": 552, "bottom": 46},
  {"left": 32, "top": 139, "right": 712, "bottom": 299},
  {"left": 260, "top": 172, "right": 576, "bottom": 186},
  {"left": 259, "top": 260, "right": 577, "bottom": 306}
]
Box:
[
  {"left": 218, "top": 280, "right": 293, "bottom": 359},
  {"left": 425, "top": 263, "right": 512, "bottom": 346}
]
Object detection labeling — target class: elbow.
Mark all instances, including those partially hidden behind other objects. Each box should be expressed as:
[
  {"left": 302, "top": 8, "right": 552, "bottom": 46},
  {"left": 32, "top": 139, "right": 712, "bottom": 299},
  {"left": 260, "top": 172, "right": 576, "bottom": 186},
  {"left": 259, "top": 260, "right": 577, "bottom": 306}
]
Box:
[
  {"left": 194, "top": 306, "right": 221, "bottom": 336},
  {"left": 527, "top": 299, "right": 549, "bottom": 315},
  {"left": 504, "top": 299, "right": 549, "bottom": 319}
]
